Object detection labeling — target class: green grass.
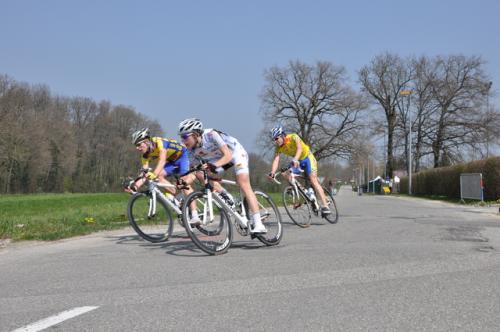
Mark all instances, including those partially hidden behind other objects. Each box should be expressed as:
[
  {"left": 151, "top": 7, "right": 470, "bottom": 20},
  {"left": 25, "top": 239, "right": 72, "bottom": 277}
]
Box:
[
  {"left": 266, "top": 192, "right": 283, "bottom": 206},
  {"left": 0, "top": 190, "right": 303, "bottom": 242},
  {"left": 0, "top": 193, "right": 131, "bottom": 241}
]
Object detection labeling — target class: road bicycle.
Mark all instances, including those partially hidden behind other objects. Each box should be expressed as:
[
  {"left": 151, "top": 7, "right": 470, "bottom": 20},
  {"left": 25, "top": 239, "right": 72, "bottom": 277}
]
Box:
[
  {"left": 181, "top": 165, "right": 283, "bottom": 255},
  {"left": 125, "top": 170, "right": 187, "bottom": 243},
  {"left": 272, "top": 167, "right": 338, "bottom": 228}
]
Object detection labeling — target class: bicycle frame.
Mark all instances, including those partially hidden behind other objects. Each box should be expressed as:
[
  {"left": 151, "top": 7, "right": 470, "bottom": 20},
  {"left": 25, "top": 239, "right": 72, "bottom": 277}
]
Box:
[
  {"left": 273, "top": 168, "right": 319, "bottom": 211},
  {"left": 202, "top": 178, "right": 250, "bottom": 229},
  {"left": 147, "top": 182, "right": 182, "bottom": 217},
  {"left": 130, "top": 178, "right": 183, "bottom": 218},
  {"left": 183, "top": 163, "right": 275, "bottom": 233}
]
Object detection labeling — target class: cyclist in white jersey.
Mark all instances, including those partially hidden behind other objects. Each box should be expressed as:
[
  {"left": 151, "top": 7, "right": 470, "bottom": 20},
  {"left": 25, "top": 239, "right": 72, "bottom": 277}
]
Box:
[
  {"left": 178, "top": 118, "right": 267, "bottom": 234},
  {"left": 190, "top": 129, "right": 249, "bottom": 175}
]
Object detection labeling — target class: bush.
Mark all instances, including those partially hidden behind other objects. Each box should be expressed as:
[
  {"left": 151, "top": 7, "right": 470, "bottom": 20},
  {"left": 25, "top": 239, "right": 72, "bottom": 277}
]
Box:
[{"left": 400, "top": 157, "right": 500, "bottom": 200}]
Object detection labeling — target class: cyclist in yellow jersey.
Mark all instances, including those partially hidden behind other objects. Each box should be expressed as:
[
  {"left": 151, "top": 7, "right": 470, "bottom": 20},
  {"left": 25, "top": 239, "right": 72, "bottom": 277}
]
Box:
[
  {"left": 268, "top": 126, "right": 331, "bottom": 216},
  {"left": 125, "top": 128, "right": 202, "bottom": 224}
]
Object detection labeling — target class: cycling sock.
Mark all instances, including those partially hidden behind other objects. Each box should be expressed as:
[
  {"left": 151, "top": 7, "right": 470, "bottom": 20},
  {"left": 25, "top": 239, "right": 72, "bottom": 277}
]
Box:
[
  {"left": 252, "top": 212, "right": 262, "bottom": 224},
  {"left": 191, "top": 210, "right": 199, "bottom": 219}
]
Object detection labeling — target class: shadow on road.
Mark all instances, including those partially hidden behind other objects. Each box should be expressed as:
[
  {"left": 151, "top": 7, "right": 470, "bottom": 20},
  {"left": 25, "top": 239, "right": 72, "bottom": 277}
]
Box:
[
  {"left": 107, "top": 214, "right": 333, "bottom": 257},
  {"left": 280, "top": 218, "right": 330, "bottom": 227},
  {"left": 107, "top": 229, "right": 288, "bottom": 256},
  {"left": 107, "top": 233, "right": 208, "bottom": 257}
]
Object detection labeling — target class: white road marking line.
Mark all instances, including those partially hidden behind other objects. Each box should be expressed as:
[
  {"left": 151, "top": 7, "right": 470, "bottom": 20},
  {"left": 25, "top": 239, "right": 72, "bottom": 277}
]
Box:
[{"left": 12, "top": 306, "right": 99, "bottom": 332}]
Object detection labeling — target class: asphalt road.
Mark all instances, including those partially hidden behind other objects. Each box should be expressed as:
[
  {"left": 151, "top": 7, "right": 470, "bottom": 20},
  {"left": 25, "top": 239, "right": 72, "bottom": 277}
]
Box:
[{"left": 1, "top": 187, "right": 500, "bottom": 331}]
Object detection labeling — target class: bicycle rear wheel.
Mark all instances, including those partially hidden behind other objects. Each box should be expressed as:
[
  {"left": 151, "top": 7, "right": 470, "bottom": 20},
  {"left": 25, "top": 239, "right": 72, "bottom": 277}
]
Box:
[
  {"left": 321, "top": 186, "right": 339, "bottom": 224},
  {"left": 244, "top": 191, "right": 283, "bottom": 246},
  {"left": 127, "top": 192, "right": 173, "bottom": 243},
  {"left": 283, "top": 186, "right": 311, "bottom": 228},
  {"left": 182, "top": 191, "right": 232, "bottom": 255}
]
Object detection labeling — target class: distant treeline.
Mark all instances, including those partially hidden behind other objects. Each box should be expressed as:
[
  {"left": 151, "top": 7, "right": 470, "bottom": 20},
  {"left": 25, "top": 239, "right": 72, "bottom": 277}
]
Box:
[
  {"left": 0, "top": 74, "right": 162, "bottom": 193},
  {"left": 0, "top": 74, "right": 370, "bottom": 194}
]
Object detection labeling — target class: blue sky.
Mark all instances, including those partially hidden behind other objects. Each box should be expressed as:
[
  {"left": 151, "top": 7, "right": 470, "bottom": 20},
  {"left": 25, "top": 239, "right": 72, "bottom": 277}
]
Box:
[{"left": 1, "top": 0, "right": 499, "bottom": 150}]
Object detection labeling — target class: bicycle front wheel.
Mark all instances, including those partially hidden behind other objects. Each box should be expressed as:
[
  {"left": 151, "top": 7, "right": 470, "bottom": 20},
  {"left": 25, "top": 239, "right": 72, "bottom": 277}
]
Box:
[
  {"left": 251, "top": 191, "right": 283, "bottom": 246},
  {"left": 182, "top": 191, "right": 233, "bottom": 255},
  {"left": 283, "top": 186, "right": 311, "bottom": 228},
  {"left": 127, "top": 192, "right": 174, "bottom": 243}
]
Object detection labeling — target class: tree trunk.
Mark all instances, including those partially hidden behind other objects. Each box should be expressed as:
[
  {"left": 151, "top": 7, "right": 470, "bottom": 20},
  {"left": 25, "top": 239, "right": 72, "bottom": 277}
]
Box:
[
  {"left": 5, "top": 158, "right": 14, "bottom": 194},
  {"left": 386, "top": 114, "right": 396, "bottom": 178},
  {"left": 414, "top": 140, "right": 422, "bottom": 172},
  {"left": 432, "top": 139, "right": 441, "bottom": 168}
]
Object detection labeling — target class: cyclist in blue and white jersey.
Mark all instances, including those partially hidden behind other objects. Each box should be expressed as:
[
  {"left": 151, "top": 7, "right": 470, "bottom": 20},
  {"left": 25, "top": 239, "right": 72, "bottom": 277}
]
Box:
[{"left": 178, "top": 118, "right": 267, "bottom": 234}]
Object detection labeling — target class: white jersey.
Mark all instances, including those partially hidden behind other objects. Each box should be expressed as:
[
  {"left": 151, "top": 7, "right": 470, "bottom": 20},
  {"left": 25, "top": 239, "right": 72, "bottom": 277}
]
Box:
[{"left": 190, "top": 129, "right": 249, "bottom": 175}]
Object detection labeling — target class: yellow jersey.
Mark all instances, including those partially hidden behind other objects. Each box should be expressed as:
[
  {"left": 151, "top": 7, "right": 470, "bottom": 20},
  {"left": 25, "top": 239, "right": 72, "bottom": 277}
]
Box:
[
  {"left": 141, "top": 137, "right": 186, "bottom": 165},
  {"left": 275, "top": 133, "right": 311, "bottom": 160}
]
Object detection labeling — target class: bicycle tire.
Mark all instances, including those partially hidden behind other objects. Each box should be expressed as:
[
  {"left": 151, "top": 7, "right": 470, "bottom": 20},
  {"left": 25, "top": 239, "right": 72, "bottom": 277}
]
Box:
[
  {"left": 127, "top": 192, "right": 174, "bottom": 243},
  {"left": 182, "top": 191, "right": 233, "bottom": 255},
  {"left": 245, "top": 191, "right": 283, "bottom": 246},
  {"left": 321, "top": 186, "right": 339, "bottom": 224},
  {"left": 282, "top": 185, "right": 311, "bottom": 228}
]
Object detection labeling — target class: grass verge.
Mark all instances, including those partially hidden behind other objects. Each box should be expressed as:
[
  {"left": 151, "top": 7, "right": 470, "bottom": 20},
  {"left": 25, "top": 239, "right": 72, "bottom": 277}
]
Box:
[
  {"left": 0, "top": 191, "right": 288, "bottom": 242},
  {"left": 0, "top": 193, "right": 130, "bottom": 241}
]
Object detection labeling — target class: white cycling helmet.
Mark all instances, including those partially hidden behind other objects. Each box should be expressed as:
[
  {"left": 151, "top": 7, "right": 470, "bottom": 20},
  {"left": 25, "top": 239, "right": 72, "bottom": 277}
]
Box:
[
  {"left": 270, "top": 125, "right": 285, "bottom": 139},
  {"left": 131, "top": 128, "right": 150, "bottom": 145},
  {"left": 178, "top": 118, "right": 203, "bottom": 135}
]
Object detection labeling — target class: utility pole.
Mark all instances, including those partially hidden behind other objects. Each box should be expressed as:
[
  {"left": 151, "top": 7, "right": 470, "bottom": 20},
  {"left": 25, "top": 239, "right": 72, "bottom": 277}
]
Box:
[
  {"left": 400, "top": 89, "right": 413, "bottom": 195},
  {"left": 358, "top": 164, "right": 363, "bottom": 196},
  {"left": 367, "top": 159, "right": 370, "bottom": 192},
  {"left": 383, "top": 128, "right": 387, "bottom": 179},
  {"left": 485, "top": 81, "right": 493, "bottom": 158}
]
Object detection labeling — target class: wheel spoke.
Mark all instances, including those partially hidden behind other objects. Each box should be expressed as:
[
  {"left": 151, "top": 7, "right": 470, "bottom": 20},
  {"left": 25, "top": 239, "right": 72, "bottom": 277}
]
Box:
[
  {"left": 127, "top": 193, "right": 173, "bottom": 242},
  {"left": 283, "top": 186, "right": 311, "bottom": 228},
  {"left": 182, "top": 191, "right": 232, "bottom": 255},
  {"left": 253, "top": 191, "right": 283, "bottom": 246}
]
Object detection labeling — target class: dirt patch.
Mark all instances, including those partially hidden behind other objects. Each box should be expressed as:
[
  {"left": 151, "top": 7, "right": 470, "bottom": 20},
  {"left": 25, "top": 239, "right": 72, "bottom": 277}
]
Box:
[{"left": 444, "top": 226, "right": 488, "bottom": 243}]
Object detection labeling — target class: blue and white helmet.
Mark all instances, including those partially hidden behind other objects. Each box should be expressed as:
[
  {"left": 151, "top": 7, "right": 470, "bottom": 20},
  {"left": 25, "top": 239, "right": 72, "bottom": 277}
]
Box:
[
  {"left": 179, "top": 118, "right": 203, "bottom": 135},
  {"left": 270, "top": 125, "right": 285, "bottom": 139}
]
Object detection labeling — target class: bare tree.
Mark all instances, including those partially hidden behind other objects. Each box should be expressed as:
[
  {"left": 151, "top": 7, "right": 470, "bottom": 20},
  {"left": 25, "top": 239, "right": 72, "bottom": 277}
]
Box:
[
  {"left": 405, "top": 56, "right": 443, "bottom": 172},
  {"left": 424, "top": 55, "right": 490, "bottom": 167},
  {"left": 359, "top": 52, "right": 413, "bottom": 178},
  {"left": 0, "top": 75, "right": 164, "bottom": 193},
  {"left": 260, "top": 60, "right": 367, "bottom": 161}
]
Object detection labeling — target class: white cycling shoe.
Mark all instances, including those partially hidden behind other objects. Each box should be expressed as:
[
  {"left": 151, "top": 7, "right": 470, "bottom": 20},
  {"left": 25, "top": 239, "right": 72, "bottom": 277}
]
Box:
[
  {"left": 189, "top": 216, "right": 202, "bottom": 226},
  {"left": 250, "top": 221, "right": 267, "bottom": 234}
]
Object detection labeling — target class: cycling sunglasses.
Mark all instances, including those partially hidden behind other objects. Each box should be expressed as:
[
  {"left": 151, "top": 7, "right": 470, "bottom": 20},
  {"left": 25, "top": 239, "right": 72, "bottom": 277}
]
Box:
[{"left": 181, "top": 133, "right": 193, "bottom": 141}]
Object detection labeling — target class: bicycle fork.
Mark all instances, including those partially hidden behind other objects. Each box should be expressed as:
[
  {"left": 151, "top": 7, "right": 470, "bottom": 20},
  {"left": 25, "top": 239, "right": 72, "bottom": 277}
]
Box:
[
  {"left": 148, "top": 190, "right": 157, "bottom": 218},
  {"left": 147, "top": 189, "right": 182, "bottom": 218}
]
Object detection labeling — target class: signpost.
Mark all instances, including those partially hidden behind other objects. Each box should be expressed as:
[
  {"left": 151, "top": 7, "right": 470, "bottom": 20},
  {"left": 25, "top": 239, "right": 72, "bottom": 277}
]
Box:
[{"left": 460, "top": 173, "right": 484, "bottom": 203}]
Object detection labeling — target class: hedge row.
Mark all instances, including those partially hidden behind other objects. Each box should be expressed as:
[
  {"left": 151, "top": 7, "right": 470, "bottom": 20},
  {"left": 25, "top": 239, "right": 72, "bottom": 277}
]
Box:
[{"left": 400, "top": 157, "right": 500, "bottom": 200}]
